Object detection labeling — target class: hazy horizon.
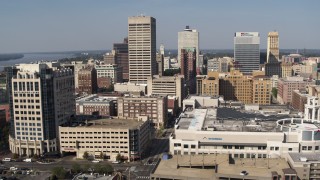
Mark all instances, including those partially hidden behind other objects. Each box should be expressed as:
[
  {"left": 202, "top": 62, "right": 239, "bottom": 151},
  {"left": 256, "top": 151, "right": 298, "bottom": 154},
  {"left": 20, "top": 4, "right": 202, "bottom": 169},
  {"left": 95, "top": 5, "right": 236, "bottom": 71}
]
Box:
[{"left": 1, "top": 0, "right": 319, "bottom": 53}]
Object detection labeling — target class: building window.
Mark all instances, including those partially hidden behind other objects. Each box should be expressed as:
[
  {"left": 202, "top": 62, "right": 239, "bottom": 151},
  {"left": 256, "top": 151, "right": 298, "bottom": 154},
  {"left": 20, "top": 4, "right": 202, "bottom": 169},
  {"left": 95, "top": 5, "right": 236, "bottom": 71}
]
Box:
[{"left": 183, "top": 144, "right": 188, "bottom": 149}]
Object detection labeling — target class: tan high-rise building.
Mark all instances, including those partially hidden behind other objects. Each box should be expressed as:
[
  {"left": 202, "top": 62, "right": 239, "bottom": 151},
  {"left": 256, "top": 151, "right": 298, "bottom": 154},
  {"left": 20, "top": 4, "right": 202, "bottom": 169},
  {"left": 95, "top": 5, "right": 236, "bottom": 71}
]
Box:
[
  {"left": 267, "top": 31, "right": 279, "bottom": 63},
  {"left": 197, "top": 72, "right": 219, "bottom": 96},
  {"left": 220, "top": 70, "right": 252, "bottom": 104},
  {"left": 6, "top": 62, "right": 75, "bottom": 156},
  {"left": 252, "top": 76, "right": 272, "bottom": 105},
  {"left": 281, "top": 62, "right": 293, "bottom": 78},
  {"left": 128, "top": 16, "right": 156, "bottom": 84}
]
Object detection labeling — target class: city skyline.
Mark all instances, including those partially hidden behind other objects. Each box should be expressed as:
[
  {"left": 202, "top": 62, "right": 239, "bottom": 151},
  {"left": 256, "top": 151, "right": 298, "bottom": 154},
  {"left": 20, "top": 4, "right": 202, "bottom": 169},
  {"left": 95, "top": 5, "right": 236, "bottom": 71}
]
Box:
[{"left": 0, "top": 0, "right": 319, "bottom": 53}]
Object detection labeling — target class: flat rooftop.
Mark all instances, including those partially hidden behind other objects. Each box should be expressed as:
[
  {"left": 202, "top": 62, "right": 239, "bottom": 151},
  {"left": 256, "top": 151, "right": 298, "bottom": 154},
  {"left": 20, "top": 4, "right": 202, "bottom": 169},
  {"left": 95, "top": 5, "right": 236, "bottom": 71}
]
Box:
[
  {"left": 152, "top": 154, "right": 290, "bottom": 179},
  {"left": 176, "top": 108, "right": 283, "bottom": 132},
  {"left": 76, "top": 94, "right": 118, "bottom": 103},
  {"left": 289, "top": 153, "right": 320, "bottom": 163},
  {"left": 60, "top": 117, "right": 147, "bottom": 130}
]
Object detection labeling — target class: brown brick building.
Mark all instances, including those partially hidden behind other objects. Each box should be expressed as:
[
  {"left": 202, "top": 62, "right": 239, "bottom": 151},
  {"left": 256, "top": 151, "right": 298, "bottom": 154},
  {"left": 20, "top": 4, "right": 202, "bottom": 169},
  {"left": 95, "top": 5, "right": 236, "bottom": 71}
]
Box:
[
  {"left": 117, "top": 95, "right": 168, "bottom": 128},
  {"left": 291, "top": 90, "right": 309, "bottom": 112},
  {"left": 78, "top": 66, "right": 98, "bottom": 95},
  {"left": 180, "top": 47, "right": 197, "bottom": 95}
]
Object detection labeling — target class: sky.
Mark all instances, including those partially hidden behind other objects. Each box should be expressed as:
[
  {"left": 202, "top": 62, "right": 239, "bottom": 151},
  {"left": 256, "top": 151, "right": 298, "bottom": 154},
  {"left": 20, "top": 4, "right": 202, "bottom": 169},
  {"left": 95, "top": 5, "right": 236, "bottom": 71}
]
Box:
[{"left": 0, "top": 0, "right": 319, "bottom": 53}]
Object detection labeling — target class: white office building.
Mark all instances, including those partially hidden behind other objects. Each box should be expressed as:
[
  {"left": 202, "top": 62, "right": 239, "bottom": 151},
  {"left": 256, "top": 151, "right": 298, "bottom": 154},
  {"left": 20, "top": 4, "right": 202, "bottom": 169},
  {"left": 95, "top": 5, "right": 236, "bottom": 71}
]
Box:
[
  {"left": 170, "top": 107, "right": 320, "bottom": 160},
  {"left": 178, "top": 26, "right": 199, "bottom": 68}
]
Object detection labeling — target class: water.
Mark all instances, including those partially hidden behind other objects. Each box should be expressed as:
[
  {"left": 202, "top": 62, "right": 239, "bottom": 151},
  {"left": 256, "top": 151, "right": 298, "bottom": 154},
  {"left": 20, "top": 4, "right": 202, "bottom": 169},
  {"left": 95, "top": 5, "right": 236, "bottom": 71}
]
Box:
[{"left": 0, "top": 52, "right": 76, "bottom": 71}]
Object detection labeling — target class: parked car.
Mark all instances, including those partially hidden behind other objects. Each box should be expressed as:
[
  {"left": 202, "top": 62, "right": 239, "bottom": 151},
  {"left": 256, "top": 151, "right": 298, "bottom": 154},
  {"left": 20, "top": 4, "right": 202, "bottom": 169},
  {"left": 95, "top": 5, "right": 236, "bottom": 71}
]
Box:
[
  {"left": 2, "top": 158, "right": 11, "bottom": 162},
  {"left": 92, "top": 160, "right": 100, "bottom": 163},
  {"left": 10, "top": 167, "right": 17, "bottom": 171},
  {"left": 240, "top": 170, "right": 248, "bottom": 176},
  {"left": 23, "top": 158, "right": 32, "bottom": 162}
]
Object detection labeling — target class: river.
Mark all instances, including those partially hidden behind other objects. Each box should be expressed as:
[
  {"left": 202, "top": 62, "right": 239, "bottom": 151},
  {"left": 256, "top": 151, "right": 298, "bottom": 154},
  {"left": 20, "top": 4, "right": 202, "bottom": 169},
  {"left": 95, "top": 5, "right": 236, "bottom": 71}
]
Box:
[{"left": 0, "top": 52, "right": 76, "bottom": 71}]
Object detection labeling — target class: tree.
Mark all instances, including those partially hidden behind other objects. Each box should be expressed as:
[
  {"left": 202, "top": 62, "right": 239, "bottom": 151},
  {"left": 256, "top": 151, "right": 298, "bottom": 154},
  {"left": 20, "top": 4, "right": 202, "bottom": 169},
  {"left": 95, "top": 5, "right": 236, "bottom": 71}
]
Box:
[
  {"left": 99, "top": 151, "right": 104, "bottom": 159},
  {"left": 83, "top": 164, "right": 91, "bottom": 173},
  {"left": 12, "top": 153, "right": 19, "bottom": 159},
  {"left": 72, "top": 163, "right": 82, "bottom": 173},
  {"left": 51, "top": 166, "right": 66, "bottom": 179},
  {"left": 272, "top": 87, "right": 278, "bottom": 98},
  {"left": 33, "top": 154, "right": 39, "bottom": 159},
  {"left": 116, "top": 153, "right": 122, "bottom": 162},
  {"left": 83, "top": 151, "right": 89, "bottom": 160},
  {"left": 93, "top": 163, "right": 102, "bottom": 173},
  {"left": 104, "top": 164, "right": 114, "bottom": 175}
]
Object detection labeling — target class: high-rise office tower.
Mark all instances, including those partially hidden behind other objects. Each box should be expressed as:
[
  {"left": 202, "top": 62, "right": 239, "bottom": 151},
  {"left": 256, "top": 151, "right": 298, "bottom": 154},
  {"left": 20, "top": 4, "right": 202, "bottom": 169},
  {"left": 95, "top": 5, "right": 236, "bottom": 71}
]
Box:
[
  {"left": 114, "top": 38, "right": 129, "bottom": 82},
  {"left": 128, "top": 16, "right": 156, "bottom": 84},
  {"left": 178, "top": 26, "right": 199, "bottom": 68},
  {"left": 180, "top": 47, "right": 197, "bottom": 95},
  {"left": 267, "top": 31, "right": 279, "bottom": 63},
  {"left": 156, "top": 44, "right": 165, "bottom": 76},
  {"left": 234, "top": 32, "right": 260, "bottom": 75},
  {"left": 5, "top": 62, "right": 75, "bottom": 156}
]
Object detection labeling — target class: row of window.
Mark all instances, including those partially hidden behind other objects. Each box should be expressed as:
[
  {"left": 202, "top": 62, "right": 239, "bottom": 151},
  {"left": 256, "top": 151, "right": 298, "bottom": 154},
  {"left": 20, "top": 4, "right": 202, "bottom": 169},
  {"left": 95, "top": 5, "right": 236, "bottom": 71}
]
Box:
[
  {"left": 17, "top": 132, "right": 41, "bottom": 136},
  {"left": 302, "top": 146, "right": 319, "bottom": 151},
  {"left": 61, "top": 131, "right": 127, "bottom": 135},
  {"left": 14, "top": 99, "right": 40, "bottom": 103},
  {"left": 16, "top": 122, "right": 41, "bottom": 126},
  {"left": 61, "top": 136, "right": 128, "bottom": 140},
  {"left": 14, "top": 93, "right": 40, "bottom": 97},
  {"left": 16, "top": 127, "right": 41, "bottom": 131},
  {"left": 16, "top": 136, "right": 42, "bottom": 141},
  {"left": 14, "top": 111, "right": 41, "bottom": 115},
  {"left": 16, "top": 117, "right": 41, "bottom": 121}
]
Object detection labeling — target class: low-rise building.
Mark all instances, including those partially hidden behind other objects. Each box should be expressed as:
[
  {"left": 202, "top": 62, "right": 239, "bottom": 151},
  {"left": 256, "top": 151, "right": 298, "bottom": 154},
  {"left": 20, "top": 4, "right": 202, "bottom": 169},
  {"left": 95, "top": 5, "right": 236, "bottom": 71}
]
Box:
[
  {"left": 287, "top": 153, "right": 320, "bottom": 180},
  {"left": 59, "top": 116, "right": 152, "bottom": 161},
  {"left": 151, "top": 154, "right": 295, "bottom": 180},
  {"left": 291, "top": 90, "right": 309, "bottom": 112},
  {"left": 277, "top": 76, "right": 314, "bottom": 104},
  {"left": 117, "top": 95, "right": 168, "bottom": 128},
  {"left": 78, "top": 66, "right": 98, "bottom": 95},
  {"left": 147, "top": 75, "right": 185, "bottom": 107},
  {"left": 76, "top": 94, "right": 117, "bottom": 117},
  {"left": 95, "top": 64, "right": 123, "bottom": 83},
  {"left": 170, "top": 107, "right": 320, "bottom": 159},
  {"left": 114, "top": 82, "right": 147, "bottom": 95}
]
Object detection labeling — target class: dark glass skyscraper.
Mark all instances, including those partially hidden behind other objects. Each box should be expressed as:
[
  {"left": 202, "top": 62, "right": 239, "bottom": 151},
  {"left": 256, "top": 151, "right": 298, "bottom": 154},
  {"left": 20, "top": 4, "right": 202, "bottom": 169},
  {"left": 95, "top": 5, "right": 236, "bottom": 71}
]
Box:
[{"left": 234, "top": 32, "right": 260, "bottom": 75}]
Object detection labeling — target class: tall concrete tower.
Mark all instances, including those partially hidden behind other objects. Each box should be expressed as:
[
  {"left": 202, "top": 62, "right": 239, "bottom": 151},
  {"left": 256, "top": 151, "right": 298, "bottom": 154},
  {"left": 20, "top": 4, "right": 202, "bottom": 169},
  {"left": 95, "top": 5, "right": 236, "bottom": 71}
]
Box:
[
  {"left": 267, "top": 31, "right": 279, "bottom": 63},
  {"left": 178, "top": 26, "right": 199, "bottom": 68},
  {"left": 234, "top": 32, "right": 260, "bottom": 75},
  {"left": 128, "top": 16, "right": 156, "bottom": 84}
]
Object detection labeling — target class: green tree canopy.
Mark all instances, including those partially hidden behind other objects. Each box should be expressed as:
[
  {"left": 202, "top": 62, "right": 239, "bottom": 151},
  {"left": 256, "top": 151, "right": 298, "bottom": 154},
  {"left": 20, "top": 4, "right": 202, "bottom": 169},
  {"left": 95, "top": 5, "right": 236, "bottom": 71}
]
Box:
[
  {"left": 72, "top": 163, "right": 82, "bottom": 173},
  {"left": 83, "top": 151, "right": 89, "bottom": 160},
  {"left": 51, "top": 166, "right": 67, "bottom": 179}
]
